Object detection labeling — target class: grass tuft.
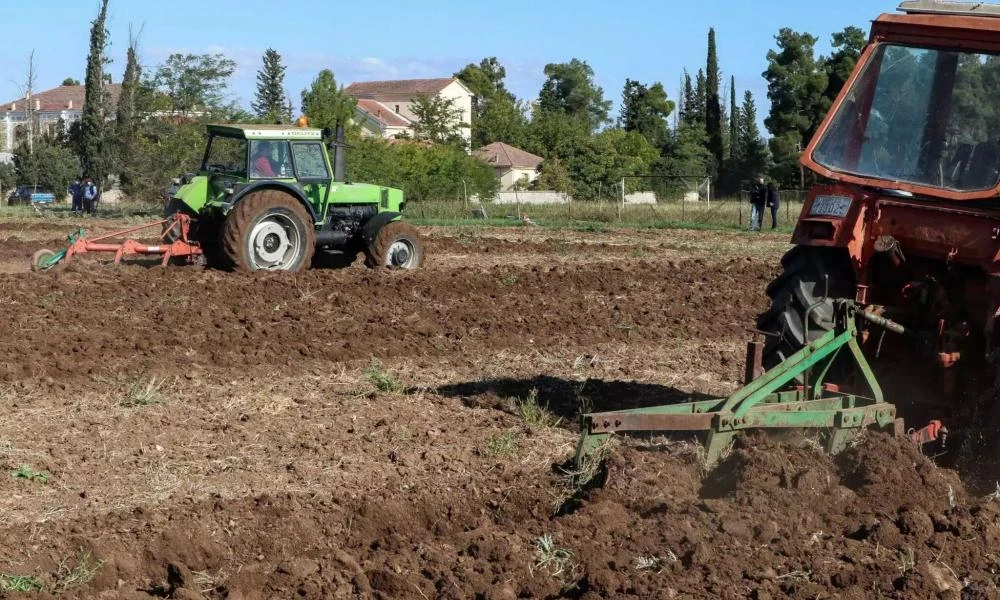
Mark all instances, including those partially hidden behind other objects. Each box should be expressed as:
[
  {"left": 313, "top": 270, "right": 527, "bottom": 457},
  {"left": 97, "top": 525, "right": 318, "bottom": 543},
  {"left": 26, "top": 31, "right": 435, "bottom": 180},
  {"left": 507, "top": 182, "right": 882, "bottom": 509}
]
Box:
[
  {"left": 0, "top": 574, "right": 43, "bottom": 592},
  {"left": 364, "top": 358, "right": 405, "bottom": 394},
  {"left": 510, "top": 389, "right": 562, "bottom": 428},
  {"left": 11, "top": 464, "right": 50, "bottom": 484},
  {"left": 54, "top": 551, "right": 104, "bottom": 592},
  {"left": 532, "top": 534, "right": 575, "bottom": 578},
  {"left": 121, "top": 376, "right": 166, "bottom": 407},
  {"left": 485, "top": 430, "right": 519, "bottom": 457}
]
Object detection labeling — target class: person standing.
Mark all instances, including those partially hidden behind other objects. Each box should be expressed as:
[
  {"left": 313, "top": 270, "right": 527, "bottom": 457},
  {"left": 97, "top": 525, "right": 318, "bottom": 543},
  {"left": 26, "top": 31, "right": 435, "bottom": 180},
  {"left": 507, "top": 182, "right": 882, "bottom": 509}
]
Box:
[
  {"left": 749, "top": 176, "right": 766, "bottom": 231},
  {"left": 82, "top": 178, "right": 98, "bottom": 216},
  {"left": 70, "top": 179, "right": 83, "bottom": 214},
  {"left": 766, "top": 182, "right": 781, "bottom": 230}
]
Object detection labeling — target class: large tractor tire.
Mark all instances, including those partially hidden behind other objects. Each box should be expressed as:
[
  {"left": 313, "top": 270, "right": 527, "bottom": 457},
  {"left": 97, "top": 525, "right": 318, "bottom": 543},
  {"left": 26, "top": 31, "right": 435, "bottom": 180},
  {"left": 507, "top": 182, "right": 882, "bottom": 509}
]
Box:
[
  {"left": 756, "top": 246, "right": 855, "bottom": 368},
  {"left": 221, "top": 190, "right": 315, "bottom": 272},
  {"left": 364, "top": 221, "right": 424, "bottom": 269}
]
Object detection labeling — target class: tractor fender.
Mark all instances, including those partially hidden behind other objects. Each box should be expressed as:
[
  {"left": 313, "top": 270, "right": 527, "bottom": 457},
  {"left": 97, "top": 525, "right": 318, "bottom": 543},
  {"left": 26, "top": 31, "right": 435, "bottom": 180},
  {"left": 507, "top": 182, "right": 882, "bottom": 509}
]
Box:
[
  {"left": 230, "top": 181, "right": 318, "bottom": 223},
  {"left": 360, "top": 212, "right": 403, "bottom": 246}
]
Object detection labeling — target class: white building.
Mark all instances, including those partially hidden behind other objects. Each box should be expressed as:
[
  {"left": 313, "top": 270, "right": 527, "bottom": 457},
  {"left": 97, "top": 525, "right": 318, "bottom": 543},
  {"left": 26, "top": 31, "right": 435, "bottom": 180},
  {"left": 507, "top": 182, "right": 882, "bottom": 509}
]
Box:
[
  {"left": 345, "top": 78, "right": 472, "bottom": 147},
  {"left": 1, "top": 84, "right": 122, "bottom": 153},
  {"left": 474, "top": 142, "right": 544, "bottom": 191}
]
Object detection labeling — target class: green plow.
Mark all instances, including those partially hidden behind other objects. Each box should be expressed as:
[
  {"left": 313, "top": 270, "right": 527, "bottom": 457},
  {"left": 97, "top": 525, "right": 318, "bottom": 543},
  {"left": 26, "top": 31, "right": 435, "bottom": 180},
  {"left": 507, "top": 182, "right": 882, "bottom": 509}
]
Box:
[{"left": 575, "top": 300, "right": 902, "bottom": 469}]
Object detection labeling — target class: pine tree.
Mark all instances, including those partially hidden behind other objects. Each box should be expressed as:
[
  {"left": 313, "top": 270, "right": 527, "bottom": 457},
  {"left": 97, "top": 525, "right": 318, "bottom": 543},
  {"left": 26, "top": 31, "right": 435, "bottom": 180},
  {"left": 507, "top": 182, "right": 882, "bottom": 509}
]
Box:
[
  {"left": 252, "top": 48, "right": 289, "bottom": 122},
  {"left": 705, "top": 28, "right": 724, "bottom": 174},
  {"left": 80, "top": 0, "right": 111, "bottom": 186},
  {"left": 692, "top": 69, "right": 707, "bottom": 125},
  {"left": 738, "top": 90, "right": 769, "bottom": 180},
  {"left": 681, "top": 71, "right": 695, "bottom": 123}
]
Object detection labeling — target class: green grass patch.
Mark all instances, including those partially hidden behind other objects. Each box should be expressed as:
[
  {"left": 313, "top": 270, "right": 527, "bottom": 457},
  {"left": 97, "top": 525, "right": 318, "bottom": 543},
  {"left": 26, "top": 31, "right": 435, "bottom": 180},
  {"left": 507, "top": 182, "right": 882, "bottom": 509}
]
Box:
[
  {"left": 485, "top": 430, "right": 520, "bottom": 457},
  {"left": 365, "top": 358, "right": 405, "bottom": 394},
  {"left": 121, "top": 376, "right": 167, "bottom": 408},
  {"left": 11, "top": 464, "right": 50, "bottom": 484},
  {"left": 510, "top": 389, "right": 562, "bottom": 428},
  {"left": 0, "top": 574, "right": 44, "bottom": 592},
  {"left": 54, "top": 551, "right": 104, "bottom": 592}
]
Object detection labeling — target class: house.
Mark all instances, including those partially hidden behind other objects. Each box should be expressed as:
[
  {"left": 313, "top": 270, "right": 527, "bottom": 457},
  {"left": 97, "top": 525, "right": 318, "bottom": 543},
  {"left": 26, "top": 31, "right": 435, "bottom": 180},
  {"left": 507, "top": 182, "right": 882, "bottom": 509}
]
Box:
[
  {"left": 474, "top": 142, "right": 544, "bottom": 191},
  {"left": 345, "top": 78, "right": 472, "bottom": 146},
  {"left": 1, "top": 83, "right": 122, "bottom": 152}
]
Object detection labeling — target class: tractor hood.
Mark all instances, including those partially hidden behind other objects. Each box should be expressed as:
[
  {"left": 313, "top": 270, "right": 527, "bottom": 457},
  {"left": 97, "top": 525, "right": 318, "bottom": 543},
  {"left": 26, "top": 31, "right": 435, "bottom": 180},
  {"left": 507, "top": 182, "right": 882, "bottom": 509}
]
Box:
[{"left": 803, "top": 11, "right": 1000, "bottom": 201}]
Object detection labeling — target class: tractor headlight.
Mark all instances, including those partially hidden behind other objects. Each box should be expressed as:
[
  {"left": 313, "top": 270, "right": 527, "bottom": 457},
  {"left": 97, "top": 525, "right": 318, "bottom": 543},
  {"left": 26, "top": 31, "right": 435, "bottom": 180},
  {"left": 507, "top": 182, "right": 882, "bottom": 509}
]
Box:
[{"left": 809, "top": 195, "right": 853, "bottom": 218}]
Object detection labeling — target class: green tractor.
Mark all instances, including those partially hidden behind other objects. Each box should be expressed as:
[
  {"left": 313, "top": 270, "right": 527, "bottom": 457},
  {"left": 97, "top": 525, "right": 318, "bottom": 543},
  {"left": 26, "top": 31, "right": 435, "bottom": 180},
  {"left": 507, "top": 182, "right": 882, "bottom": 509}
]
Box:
[{"left": 164, "top": 123, "right": 423, "bottom": 272}]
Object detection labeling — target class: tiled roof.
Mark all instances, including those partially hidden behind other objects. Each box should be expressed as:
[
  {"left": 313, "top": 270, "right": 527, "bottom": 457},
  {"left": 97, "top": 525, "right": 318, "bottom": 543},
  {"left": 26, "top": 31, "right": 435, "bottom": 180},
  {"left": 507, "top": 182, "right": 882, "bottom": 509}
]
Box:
[
  {"left": 345, "top": 78, "right": 457, "bottom": 98},
  {"left": 474, "top": 142, "right": 544, "bottom": 169},
  {"left": 356, "top": 99, "right": 413, "bottom": 128},
  {"left": 2, "top": 84, "right": 123, "bottom": 113}
]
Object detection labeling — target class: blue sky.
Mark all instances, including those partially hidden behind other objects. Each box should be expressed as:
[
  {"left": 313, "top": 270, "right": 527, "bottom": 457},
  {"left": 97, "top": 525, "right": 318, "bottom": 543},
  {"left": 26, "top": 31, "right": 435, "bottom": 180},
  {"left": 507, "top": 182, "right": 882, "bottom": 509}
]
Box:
[{"left": 1, "top": 0, "right": 881, "bottom": 133}]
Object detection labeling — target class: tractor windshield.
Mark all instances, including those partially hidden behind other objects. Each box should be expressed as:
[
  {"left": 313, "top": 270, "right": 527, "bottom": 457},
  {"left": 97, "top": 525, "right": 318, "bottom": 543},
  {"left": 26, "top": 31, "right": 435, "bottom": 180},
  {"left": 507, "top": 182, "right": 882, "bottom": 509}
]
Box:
[
  {"left": 202, "top": 135, "right": 247, "bottom": 176},
  {"left": 812, "top": 44, "right": 1000, "bottom": 193}
]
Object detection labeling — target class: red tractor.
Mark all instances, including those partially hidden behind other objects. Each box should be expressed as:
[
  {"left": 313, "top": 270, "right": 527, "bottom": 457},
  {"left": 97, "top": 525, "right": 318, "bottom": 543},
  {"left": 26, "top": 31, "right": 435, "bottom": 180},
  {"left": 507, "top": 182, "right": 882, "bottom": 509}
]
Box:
[{"left": 760, "top": 1, "right": 1000, "bottom": 400}]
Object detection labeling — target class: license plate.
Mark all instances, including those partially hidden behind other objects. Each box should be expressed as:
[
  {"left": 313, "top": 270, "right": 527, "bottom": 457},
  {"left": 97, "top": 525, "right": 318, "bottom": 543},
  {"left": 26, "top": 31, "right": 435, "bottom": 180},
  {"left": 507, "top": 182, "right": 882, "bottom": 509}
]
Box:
[{"left": 809, "top": 195, "right": 853, "bottom": 217}]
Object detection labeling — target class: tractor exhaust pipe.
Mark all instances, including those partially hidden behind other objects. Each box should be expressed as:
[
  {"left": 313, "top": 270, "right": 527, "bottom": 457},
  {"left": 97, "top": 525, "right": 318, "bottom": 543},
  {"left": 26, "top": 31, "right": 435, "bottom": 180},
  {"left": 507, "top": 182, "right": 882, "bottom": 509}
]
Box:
[{"left": 334, "top": 124, "right": 346, "bottom": 182}]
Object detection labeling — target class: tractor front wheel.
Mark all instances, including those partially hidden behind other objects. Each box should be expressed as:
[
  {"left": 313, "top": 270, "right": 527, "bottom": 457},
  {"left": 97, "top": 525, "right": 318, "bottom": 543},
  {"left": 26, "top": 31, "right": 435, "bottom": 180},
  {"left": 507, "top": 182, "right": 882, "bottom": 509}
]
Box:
[
  {"left": 221, "top": 190, "right": 315, "bottom": 272},
  {"left": 364, "top": 221, "right": 424, "bottom": 269},
  {"left": 756, "top": 246, "right": 855, "bottom": 368}
]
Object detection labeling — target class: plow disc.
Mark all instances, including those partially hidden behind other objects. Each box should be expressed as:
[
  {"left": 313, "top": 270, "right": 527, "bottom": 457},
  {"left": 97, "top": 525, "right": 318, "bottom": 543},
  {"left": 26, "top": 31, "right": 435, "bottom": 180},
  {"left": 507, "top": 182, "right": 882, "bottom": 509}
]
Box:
[{"left": 31, "top": 213, "right": 203, "bottom": 272}]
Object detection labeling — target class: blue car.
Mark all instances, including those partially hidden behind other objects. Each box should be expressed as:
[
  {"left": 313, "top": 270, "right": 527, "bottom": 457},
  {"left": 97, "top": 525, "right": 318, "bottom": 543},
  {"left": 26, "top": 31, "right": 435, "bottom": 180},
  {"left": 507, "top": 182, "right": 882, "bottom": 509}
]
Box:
[{"left": 7, "top": 185, "right": 55, "bottom": 206}]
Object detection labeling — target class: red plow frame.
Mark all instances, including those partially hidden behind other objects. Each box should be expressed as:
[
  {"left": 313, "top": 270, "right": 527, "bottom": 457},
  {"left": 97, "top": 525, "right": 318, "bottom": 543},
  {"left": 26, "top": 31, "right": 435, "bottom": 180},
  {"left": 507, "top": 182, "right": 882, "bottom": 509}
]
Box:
[{"left": 31, "top": 213, "right": 203, "bottom": 271}]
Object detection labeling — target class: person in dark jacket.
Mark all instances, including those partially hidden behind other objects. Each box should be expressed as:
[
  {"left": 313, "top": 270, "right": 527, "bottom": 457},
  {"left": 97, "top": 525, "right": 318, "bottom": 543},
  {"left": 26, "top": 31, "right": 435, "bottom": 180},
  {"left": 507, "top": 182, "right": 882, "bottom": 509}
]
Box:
[
  {"left": 70, "top": 179, "right": 83, "bottom": 214},
  {"left": 749, "top": 176, "right": 766, "bottom": 231},
  {"left": 766, "top": 182, "right": 780, "bottom": 230}
]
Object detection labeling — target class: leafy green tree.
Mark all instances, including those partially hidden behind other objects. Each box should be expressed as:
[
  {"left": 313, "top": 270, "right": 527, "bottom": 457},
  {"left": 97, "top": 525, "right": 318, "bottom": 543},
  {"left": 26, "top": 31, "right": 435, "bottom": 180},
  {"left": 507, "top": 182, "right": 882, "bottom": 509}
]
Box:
[
  {"left": 79, "top": 0, "right": 112, "bottom": 186},
  {"left": 763, "top": 28, "right": 828, "bottom": 185},
  {"left": 526, "top": 109, "right": 591, "bottom": 159},
  {"left": 618, "top": 79, "right": 674, "bottom": 150},
  {"left": 681, "top": 71, "right": 695, "bottom": 123},
  {"left": 691, "top": 69, "right": 707, "bottom": 125},
  {"left": 705, "top": 28, "right": 724, "bottom": 171},
  {"left": 346, "top": 138, "right": 497, "bottom": 202},
  {"left": 538, "top": 59, "right": 611, "bottom": 131},
  {"left": 455, "top": 57, "right": 528, "bottom": 148},
  {"left": 411, "top": 95, "right": 468, "bottom": 148},
  {"left": 533, "top": 157, "right": 572, "bottom": 193},
  {"left": 301, "top": 69, "right": 356, "bottom": 131},
  {"left": 0, "top": 162, "right": 16, "bottom": 195},
  {"left": 252, "top": 48, "right": 290, "bottom": 122},
  {"left": 151, "top": 53, "right": 237, "bottom": 113},
  {"left": 61, "top": 78, "right": 80, "bottom": 86},
  {"left": 663, "top": 120, "right": 713, "bottom": 179},
  {"left": 822, "top": 26, "right": 866, "bottom": 107},
  {"left": 14, "top": 140, "right": 80, "bottom": 199}
]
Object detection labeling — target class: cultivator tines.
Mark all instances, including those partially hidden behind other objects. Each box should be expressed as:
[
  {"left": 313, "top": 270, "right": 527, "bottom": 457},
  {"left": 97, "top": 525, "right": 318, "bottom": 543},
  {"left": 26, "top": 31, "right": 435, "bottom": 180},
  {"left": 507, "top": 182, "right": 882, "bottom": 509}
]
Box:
[
  {"left": 575, "top": 300, "right": 904, "bottom": 470},
  {"left": 31, "top": 213, "right": 203, "bottom": 272}
]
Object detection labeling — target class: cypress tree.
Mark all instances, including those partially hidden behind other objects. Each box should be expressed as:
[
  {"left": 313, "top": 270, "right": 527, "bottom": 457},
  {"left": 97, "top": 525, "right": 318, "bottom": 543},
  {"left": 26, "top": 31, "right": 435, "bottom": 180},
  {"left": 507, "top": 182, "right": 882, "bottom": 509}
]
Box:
[
  {"left": 729, "top": 75, "right": 738, "bottom": 161},
  {"left": 705, "top": 28, "right": 724, "bottom": 172},
  {"left": 252, "top": 48, "right": 289, "bottom": 122},
  {"left": 80, "top": 0, "right": 111, "bottom": 185},
  {"left": 117, "top": 30, "right": 141, "bottom": 138}
]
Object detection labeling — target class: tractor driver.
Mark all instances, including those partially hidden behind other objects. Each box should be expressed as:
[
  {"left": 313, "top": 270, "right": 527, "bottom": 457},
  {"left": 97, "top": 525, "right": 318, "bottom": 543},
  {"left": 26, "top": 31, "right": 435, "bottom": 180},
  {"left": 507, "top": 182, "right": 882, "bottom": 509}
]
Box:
[{"left": 251, "top": 141, "right": 277, "bottom": 178}]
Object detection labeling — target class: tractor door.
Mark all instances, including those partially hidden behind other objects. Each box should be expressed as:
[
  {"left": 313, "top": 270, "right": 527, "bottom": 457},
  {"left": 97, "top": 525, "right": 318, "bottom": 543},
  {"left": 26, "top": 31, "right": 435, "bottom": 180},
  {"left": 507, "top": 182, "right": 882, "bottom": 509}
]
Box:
[{"left": 291, "top": 142, "right": 332, "bottom": 218}]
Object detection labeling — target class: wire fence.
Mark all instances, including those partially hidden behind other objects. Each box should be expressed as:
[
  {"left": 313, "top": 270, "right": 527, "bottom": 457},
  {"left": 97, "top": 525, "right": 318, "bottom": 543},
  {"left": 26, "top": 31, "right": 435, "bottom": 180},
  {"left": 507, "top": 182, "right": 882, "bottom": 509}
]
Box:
[
  {"left": 0, "top": 189, "right": 812, "bottom": 232},
  {"left": 405, "top": 190, "right": 811, "bottom": 231}
]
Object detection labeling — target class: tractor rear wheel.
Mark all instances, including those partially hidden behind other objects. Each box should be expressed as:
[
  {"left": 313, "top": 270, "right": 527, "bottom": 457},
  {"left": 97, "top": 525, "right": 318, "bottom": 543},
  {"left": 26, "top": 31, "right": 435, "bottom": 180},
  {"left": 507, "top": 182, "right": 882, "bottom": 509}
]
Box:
[
  {"left": 756, "top": 246, "right": 855, "bottom": 368},
  {"left": 221, "top": 190, "right": 315, "bottom": 272},
  {"left": 364, "top": 221, "right": 424, "bottom": 269}
]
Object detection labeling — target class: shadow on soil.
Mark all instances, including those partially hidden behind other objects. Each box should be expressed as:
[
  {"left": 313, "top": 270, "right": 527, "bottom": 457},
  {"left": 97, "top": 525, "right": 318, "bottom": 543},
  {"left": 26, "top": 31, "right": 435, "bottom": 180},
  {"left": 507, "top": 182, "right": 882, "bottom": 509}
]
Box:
[{"left": 436, "top": 375, "right": 717, "bottom": 429}]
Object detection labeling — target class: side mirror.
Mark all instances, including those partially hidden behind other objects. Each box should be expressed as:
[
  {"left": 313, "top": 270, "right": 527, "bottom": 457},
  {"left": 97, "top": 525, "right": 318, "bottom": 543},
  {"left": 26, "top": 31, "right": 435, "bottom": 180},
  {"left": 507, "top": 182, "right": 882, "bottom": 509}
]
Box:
[{"left": 321, "top": 127, "right": 333, "bottom": 140}]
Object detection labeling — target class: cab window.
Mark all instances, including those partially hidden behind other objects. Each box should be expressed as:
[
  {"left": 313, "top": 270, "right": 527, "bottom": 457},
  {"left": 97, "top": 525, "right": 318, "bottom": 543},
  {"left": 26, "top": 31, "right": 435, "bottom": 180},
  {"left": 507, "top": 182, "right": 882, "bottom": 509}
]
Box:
[
  {"left": 292, "top": 143, "right": 329, "bottom": 180},
  {"left": 249, "top": 140, "right": 293, "bottom": 179}
]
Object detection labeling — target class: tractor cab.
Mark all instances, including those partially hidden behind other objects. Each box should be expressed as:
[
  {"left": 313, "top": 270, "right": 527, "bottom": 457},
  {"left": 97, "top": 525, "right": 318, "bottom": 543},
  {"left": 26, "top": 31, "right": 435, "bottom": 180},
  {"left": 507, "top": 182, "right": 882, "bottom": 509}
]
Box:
[{"left": 805, "top": 0, "right": 1000, "bottom": 201}]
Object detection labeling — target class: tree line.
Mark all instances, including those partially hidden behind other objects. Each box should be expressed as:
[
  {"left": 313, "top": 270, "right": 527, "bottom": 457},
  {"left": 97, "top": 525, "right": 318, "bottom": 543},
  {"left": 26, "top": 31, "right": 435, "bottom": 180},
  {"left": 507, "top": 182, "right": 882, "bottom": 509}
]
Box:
[{"left": 0, "top": 0, "right": 867, "bottom": 203}]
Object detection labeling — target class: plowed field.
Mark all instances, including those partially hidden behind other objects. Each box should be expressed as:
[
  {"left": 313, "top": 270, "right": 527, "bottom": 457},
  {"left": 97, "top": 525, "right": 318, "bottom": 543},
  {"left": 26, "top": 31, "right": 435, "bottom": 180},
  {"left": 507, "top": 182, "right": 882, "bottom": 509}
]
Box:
[{"left": 0, "top": 219, "right": 997, "bottom": 599}]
